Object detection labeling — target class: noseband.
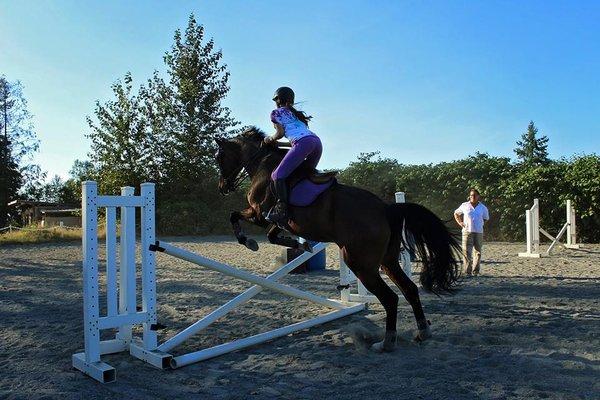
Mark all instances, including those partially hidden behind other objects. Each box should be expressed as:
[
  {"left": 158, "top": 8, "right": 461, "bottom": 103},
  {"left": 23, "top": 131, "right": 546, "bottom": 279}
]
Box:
[{"left": 221, "top": 144, "right": 268, "bottom": 193}]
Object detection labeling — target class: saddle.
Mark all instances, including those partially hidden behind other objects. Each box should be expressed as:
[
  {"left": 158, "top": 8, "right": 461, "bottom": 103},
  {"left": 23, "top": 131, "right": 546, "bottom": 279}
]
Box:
[
  {"left": 292, "top": 170, "right": 337, "bottom": 186},
  {"left": 284, "top": 167, "right": 337, "bottom": 207}
]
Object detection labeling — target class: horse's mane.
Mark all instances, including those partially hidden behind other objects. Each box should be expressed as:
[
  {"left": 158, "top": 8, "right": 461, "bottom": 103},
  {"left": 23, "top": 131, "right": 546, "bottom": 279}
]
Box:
[
  {"left": 238, "top": 126, "right": 266, "bottom": 143},
  {"left": 233, "top": 126, "right": 289, "bottom": 158}
]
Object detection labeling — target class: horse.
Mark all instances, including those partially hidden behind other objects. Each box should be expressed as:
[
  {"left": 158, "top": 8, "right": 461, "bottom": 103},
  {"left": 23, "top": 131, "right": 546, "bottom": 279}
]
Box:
[{"left": 214, "top": 127, "right": 461, "bottom": 351}]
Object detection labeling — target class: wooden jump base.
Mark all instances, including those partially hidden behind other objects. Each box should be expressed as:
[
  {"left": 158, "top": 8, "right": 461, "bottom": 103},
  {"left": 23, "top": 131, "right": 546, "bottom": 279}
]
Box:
[
  {"left": 72, "top": 181, "right": 364, "bottom": 383},
  {"left": 518, "top": 199, "right": 582, "bottom": 258},
  {"left": 339, "top": 191, "right": 412, "bottom": 303}
]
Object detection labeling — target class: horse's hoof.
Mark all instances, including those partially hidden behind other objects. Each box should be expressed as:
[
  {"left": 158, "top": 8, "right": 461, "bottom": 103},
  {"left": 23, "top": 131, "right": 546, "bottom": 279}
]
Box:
[
  {"left": 244, "top": 238, "right": 259, "bottom": 251},
  {"left": 370, "top": 331, "right": 397, "bottom": 353},
  {"left": 302, "top": 241, "right": 313, "bottom": 253},
  {"left": 414, "top": 326, "right": 432, "bottom": 342}
]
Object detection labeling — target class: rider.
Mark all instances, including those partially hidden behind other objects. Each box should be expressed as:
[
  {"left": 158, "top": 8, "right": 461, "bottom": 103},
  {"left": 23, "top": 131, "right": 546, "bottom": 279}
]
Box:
[{"left": 264, "top": 87, "right": 322, "bottom": 224}]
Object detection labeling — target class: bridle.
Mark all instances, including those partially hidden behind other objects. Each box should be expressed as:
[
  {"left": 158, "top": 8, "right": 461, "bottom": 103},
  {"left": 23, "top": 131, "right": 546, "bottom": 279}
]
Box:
[{"left": 219, "top": 143, "right": 269, "bottom": 194}]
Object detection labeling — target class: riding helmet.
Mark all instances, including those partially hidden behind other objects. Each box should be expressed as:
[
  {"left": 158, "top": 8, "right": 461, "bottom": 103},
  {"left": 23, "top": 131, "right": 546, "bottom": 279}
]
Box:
[{"left": 272, "top": 87, "right": 295, "bottom": 105}]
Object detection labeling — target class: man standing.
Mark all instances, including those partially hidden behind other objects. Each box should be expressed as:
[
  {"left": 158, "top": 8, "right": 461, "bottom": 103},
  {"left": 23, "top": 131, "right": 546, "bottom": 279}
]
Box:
[{"left": 454, "top": 188, "right": 489, "bottom": 276}]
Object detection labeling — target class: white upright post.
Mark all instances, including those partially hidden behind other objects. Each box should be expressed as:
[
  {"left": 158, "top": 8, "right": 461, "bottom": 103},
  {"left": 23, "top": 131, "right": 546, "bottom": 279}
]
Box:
[
  {"left": 140, "top": 183, "right": 158, "bottom": 349},
  {"left": 117, "top": 187, "right": 136, "bottom": 343},
  {"left": 81, "top": 181, "right": 100, "bottom": 363},
  {"left": 105, "top": 208, "right": 118, "bottom": 317},
  {"left": 525, "top": 209, "right": 533, "bottom": 253},
  {"left": 530, "top": 199, "right": 540, "bottom": 254},
  {"left": 394, "top": 192, "right": 412, "bottom": 278},
  {"left": 565, "top": 200, "right": 581, "bottom": 249},
  {"left": 518, "top": 199, "right": 543, "bottom": 258},
  {"left": 72, "top": 181, "right": 118, "bottom": 383}
]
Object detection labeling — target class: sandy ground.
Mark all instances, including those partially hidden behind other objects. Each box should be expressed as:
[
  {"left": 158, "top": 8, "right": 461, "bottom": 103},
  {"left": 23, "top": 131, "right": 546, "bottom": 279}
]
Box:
[{"left": 1, "top": 237, "right": 599, "bottom": 400}]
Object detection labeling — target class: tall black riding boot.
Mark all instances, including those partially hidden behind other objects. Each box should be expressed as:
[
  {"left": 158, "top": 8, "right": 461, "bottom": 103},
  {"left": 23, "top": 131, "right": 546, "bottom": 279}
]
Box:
[{"left": 266, "top": 179, "right": 289, "bottom": 224}]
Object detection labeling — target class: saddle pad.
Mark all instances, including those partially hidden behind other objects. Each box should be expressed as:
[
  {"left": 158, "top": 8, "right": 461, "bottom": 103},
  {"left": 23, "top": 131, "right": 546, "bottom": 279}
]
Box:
[{"left": 289, "top": 178, "right": 335, "bottom": 207}]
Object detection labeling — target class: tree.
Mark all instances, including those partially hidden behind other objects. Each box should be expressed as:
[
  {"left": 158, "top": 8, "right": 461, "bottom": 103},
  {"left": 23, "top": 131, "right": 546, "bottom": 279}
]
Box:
[
  {"left": 0, "top": 136, "right": 21, "bottom": 227},
  {"left": 87, "top": 14, "right": 238, "bottom": 193},
  {"left": 338, "top": 152, "right": 401, "bottom": 202},
  {"left": 0, "top": 76, "right": 40, "bottom": 226},
  {"left": 514, "top": 121, "right": 549, "bottom": 165},
  {"left": 160, "top": 14, "right": 238, "bottom": 187},
  {"left": 87, "top": 73, "right": 155, "bottom": 194},
  {"left": 60, "top": 160, "right": 98, "bottom": 204}
]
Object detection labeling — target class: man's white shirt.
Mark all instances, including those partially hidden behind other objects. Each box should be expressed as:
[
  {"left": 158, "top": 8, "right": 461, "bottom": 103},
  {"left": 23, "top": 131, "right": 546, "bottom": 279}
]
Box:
[{"left": 455, "top": 202, "right": 489, "bottom": 233}]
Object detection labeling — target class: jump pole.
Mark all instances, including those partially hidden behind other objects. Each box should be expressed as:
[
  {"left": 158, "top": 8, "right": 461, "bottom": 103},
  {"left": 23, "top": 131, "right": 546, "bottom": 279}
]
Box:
[{"left": 72, "top": 181, "right": 365, "bottom": 383}]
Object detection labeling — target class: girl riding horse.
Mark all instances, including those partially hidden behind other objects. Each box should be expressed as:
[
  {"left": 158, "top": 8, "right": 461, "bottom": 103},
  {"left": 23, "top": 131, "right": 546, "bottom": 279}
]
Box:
[{"left": 264, "top": 87, "right": 322, "bottom": 225}]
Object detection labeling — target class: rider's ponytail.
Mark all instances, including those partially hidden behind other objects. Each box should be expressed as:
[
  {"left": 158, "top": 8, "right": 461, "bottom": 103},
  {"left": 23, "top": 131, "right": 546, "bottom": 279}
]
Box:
[{"left": 288, "top": 105, "right": 313, "bottom": 126}]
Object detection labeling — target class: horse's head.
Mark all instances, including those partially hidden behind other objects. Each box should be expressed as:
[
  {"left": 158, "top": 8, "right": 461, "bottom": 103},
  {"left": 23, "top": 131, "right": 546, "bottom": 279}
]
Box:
[{"left": 214, "top": 127, "right": 267, "bottom": 195}]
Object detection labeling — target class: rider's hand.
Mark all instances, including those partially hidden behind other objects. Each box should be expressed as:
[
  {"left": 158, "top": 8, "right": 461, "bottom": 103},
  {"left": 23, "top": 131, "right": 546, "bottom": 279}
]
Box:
[{"left": 263, "top": 136, "right": 272, "bottom": 146}]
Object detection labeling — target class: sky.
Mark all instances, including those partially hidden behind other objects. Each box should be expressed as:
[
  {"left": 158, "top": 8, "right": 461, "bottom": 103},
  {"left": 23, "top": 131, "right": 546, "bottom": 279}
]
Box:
[{"left": 1, "top": 1, "right": 599, "bottom": 180}]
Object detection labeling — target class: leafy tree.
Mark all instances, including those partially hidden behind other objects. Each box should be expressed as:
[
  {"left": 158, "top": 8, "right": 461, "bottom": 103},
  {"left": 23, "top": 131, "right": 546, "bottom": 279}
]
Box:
[
  {"left": 0, "top": 76, "right": 39, "bottom": 167},
  {"left": 0, "top": 76, "right": 40, "bottom": 226},
  {"left": 87, "top": 73, "right": 154, "bottom": 194},
  {"left": 514, "top": 121, "right": 549, "bottom": 165},
  {"left": 563, "top": 154, "right": 600, "bottom": 242},
  {"left": 160, "top": 14, "right": 238, "bottom": 188},
  {"left": 59, "top": 160, "right": 97, "bottom": 204},
  {"left": 338, "top": 152, "right": 401, "bottom": 202},
  {"left": 0, "top": 136, "right": 21, "bottom": 227},
  {"left": 86, "top": 15, "right": 243, "bottom": 234}
]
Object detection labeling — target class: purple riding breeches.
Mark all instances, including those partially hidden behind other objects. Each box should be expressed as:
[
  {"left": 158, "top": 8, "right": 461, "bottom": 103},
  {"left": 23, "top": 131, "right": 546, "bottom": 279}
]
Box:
[{"left": 271, "top": 135, "right": 322, "bottom": 180}]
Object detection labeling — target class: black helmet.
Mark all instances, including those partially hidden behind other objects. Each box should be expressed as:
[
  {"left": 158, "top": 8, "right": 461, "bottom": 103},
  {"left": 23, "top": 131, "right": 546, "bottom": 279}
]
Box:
[{"left": 272, "top": 87, "right": 295, "bottom": 105}]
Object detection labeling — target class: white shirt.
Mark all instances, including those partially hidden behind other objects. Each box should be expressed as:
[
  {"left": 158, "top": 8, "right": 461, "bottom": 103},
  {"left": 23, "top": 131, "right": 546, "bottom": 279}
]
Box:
[
  {"left": 455, "top": 201, "right": 489, "bottom": 233},
  {"left": 270, "top": 107, "right": 315, "bottom": 143}
]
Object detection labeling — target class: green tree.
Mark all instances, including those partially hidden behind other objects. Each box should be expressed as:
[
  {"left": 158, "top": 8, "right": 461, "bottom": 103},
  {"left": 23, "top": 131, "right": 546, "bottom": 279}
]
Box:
[
  {"left": 87, "top": 73, "right": 154, "bottom": 194},
  {"left": 514, "top": 121, "right": 549, "bottom": 165},
  {"left": 160, "top": 14, "right": 238, "bottom": 187},
  {"left": 0, "top": 76, "right": 40, "bottom": 226},
  {"left": 563, "top": 154, "right": 600, "bottom": 242},
  {"left": 0, "top": 136, "right": 21, "bottom": 227},
  {"left": 86, "top": 15, "right": 243, "bottom": 234},
  {"left": 61, "top": 160, "right": 97, "bottom": 204},
  {"left": 338, "top": 152, "right": 401, "bottom": 202}
]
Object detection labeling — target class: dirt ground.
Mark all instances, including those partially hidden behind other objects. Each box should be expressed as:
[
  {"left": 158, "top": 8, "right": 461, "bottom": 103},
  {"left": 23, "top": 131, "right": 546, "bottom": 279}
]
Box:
[{"left": 1, "top": 238, "right": 599, "bottom": 400}]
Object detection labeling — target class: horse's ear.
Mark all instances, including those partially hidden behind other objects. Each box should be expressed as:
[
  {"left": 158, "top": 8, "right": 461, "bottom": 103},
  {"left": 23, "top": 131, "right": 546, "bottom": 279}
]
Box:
[{"left": 215, "top": 137, "right": 224, "bottom": 147}]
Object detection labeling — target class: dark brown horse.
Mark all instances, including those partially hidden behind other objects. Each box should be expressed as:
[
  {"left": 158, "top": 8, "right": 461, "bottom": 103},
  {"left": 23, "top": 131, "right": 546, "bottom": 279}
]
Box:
[{"left": 215, "top": 127, "right": 461, "bottom": 351}]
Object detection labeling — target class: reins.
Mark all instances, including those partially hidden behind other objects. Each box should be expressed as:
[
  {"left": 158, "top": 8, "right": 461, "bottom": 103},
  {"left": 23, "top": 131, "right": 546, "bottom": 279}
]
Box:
[{"left": 223, "top": 143, "right": 271, "bottom": 192}]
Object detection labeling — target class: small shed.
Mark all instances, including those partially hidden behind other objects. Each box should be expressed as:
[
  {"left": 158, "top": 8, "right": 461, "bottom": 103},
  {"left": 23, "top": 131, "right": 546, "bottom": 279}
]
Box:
[
  {"left": 41, "top": 209, "right": 81, "bottom": 228},
  {"left": 7, "top": 200, "right": 81, "bottom": 227}
]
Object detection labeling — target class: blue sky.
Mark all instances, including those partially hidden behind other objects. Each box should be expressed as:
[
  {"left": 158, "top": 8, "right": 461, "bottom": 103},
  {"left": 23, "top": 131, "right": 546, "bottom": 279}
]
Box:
[{"left": 1, "top": 1, "right": 599, "bottom": 180}]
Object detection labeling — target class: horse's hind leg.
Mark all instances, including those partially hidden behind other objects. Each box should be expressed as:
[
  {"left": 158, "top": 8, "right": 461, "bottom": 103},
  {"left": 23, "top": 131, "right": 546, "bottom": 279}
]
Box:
[
  {"left": 267, "top": 225, "right": 313, "bottom": 252},
  {"left": 342, "top": 247, "right": 399, "bottom": 352},
  {"left": 381, "top": 236, "right": 431, "bottom": 341}
]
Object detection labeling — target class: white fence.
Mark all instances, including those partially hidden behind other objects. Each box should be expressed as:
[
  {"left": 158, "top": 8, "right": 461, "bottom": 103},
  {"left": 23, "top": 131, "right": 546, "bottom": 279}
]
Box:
[
  {"left": 518, "top": 199, "right": 582, "bottom": 258},
  {"left": 72, "top": 181, "right": 365, "bottom": 383}
]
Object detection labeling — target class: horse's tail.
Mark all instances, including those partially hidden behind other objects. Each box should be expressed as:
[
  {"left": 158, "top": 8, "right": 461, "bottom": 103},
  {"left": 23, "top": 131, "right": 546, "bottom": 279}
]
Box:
[{"left": 386, "top": 203, "right": 461, "bottom": 294}]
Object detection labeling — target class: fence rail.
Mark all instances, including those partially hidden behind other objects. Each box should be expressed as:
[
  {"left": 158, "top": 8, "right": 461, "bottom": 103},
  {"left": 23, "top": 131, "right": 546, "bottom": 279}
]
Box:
[{"left": 0, "top": 224, "right": 99, "bottom": 233}]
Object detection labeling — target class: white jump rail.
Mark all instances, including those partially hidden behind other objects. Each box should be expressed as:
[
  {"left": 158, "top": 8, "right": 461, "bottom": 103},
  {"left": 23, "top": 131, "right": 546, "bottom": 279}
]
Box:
[
  {"left": 339, "top": 191, "right": 412, "bottom": 303},
  {"left": 518, "top": 198, "right": 582, "bottom": 258},
  {"left": 72, "top": 181, "right": 364, "bottom": 383}
]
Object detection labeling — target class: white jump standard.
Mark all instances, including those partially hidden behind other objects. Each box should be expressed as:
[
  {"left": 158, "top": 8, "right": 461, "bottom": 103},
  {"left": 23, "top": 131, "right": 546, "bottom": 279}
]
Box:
[
  {"left": 518, "top": 198, "right": 582, "bottom": 258},
  {"left": 72, "top": 181, "right": 364, "bottom": 383}
]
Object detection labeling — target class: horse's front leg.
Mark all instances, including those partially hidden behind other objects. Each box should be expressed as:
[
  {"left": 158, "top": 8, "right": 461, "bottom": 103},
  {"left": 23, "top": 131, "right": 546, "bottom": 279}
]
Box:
[{"left": 230, "top": 207, "right": 263, "bottom": 251}]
